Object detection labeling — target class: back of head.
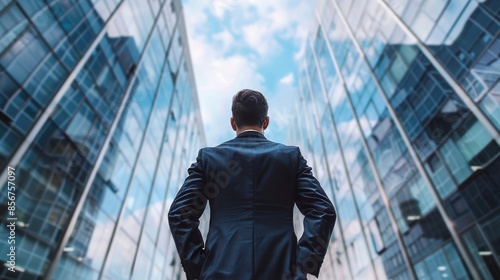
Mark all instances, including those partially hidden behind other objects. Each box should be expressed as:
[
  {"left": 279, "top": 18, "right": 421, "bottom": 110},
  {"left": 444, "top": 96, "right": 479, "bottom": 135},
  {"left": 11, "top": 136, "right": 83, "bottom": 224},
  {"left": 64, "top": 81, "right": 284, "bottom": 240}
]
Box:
[{"left": 231, "top": 89, "right": 269, "bottom": 127}]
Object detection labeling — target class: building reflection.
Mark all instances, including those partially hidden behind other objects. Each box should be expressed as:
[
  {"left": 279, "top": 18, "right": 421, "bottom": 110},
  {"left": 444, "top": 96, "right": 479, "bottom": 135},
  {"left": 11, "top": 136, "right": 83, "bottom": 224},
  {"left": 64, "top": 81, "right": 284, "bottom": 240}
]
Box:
[
  {"left": 290, "top": 0, "right": 500, "bottom": 279},
  {"left": 0, "top": 0, "right": 205, "bottom": 279}
]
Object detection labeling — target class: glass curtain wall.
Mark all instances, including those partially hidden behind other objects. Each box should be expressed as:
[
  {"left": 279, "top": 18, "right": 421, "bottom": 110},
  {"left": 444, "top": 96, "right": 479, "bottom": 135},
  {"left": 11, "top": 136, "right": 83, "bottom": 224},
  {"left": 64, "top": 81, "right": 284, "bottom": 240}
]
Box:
[
  {"left": 0, "top": 0, "right": 206, "bottom": 279},
  {"left": 289, "top": 0, "right": 500, "bottom": 279}
]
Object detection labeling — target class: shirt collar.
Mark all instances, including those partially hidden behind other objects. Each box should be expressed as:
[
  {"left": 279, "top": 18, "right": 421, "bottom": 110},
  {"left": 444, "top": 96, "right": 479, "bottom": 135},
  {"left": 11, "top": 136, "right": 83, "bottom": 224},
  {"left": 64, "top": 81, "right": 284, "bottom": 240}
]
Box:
[
  {"left": 236, "top": 130, "right": 266, "bottom": 139},
  {"left": 239, "top": 129, "right": 263, "bottom": 134}
]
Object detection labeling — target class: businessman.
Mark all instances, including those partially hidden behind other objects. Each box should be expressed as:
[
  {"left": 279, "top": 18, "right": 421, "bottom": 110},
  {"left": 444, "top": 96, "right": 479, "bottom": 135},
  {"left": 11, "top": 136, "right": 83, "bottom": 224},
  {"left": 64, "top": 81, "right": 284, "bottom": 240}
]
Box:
[{"left": 168, "top": 89, "right": 336, "bottom": 280}]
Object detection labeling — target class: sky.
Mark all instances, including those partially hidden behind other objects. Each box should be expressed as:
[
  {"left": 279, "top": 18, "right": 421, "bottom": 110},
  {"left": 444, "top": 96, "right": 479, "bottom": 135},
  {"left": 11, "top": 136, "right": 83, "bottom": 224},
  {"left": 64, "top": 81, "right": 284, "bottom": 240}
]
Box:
[{"left": 181, "top": 0, "right": 316, "bottom": 146}]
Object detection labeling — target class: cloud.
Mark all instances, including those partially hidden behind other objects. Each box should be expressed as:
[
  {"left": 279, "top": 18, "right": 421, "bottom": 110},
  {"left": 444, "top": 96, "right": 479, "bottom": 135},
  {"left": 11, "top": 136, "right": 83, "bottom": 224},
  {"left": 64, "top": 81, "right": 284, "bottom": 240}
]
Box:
[
  {"left": 185, "top": 24, "right": 266, "bottom": 146},
  {"left": 264, "top": 81, "right": 301, "bottom": 144},
  {"left": 182, "top": 0, "right": 316, "bottom": 146},
  {"left": 211, "top": 0, "right": 236, "bottom": 18},
  {"left": 242, "top": 21, "right": 282, "bottom": 56},
  {"left": 237, "top": 1, "right": 314, "bottom": 58},
  {"left": 212, "top": 30, "right": 235, "bottom": 54},
  {"left": 279, "top": 73, "right": 294, "bottom": 85}
]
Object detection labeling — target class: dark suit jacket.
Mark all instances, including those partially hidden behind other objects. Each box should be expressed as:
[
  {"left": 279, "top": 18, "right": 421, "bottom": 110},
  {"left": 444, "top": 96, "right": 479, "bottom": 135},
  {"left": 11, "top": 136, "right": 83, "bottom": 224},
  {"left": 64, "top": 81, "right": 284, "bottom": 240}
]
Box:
[{"left": 168, "top": 131, "right": 336, "bottom": 280}]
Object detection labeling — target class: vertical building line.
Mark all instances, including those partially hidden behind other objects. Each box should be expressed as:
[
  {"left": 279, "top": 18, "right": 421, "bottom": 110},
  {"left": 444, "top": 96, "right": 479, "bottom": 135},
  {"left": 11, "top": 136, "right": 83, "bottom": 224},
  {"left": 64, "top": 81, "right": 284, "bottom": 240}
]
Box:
[
  {"left": 0, "top": 0, "right": 126, "bottom": 189},
  {"left": 153, "top": 5, "right": 209, "bottom": 276},
  {"left": 298, "top": 36, "right": 345, "bottom": 279},
  {"left": 144, "top": 83, "right": 177, "bottom": 280},
  {"left": 95, "top": 1, "right": 174, "bottom": 278},
  {"left": 314, "top": 9, "right": 417, "bottom": 280},
  {"left": 297, "top": 76, "right": 346, "bottom": 280},
  {"left": 45, "top": 0, "right": 170, "bottom": 278},
  {"left": 159, "top": 72, "right": 206, "bottom": 278},
  {"left": 156, "top": 91, "right": 187, "bottom": 278},
  {"left": 293, "top": 101, "right": 305, "bottom": 151},
  {"left": 376, "top": 0, "right": 500, "bottom": 146},
  {"left": 297, "top": 73, "right": 316, "bottom": 154},
  {"left": 127, "top": 13, "right": 181, "bottom": 280},
  {"left": 147, "top": 10, "right": 190, "bottom": 280},
  {"left": 329, "top": 0, "right": 482, "bottom": 279},
  {"left": 308, "top": 34, "right": 379, "bottom": 280},
  {"left": 175, "top": 0, "right": 207, "bottom": 147}
]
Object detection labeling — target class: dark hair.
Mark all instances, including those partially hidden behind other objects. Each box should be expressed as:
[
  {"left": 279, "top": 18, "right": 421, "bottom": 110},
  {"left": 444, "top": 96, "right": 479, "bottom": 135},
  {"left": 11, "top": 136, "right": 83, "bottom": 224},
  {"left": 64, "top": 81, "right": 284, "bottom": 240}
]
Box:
[{"left": 231, "top": 89, "right": 268, "bottom": 127}]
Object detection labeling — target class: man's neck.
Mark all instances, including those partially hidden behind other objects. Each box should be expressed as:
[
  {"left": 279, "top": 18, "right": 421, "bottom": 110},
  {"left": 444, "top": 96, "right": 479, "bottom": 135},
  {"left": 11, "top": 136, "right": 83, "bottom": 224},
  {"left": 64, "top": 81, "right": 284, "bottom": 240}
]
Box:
[{"left": 236, "top": 126, "right": 264, "bottom": 135}]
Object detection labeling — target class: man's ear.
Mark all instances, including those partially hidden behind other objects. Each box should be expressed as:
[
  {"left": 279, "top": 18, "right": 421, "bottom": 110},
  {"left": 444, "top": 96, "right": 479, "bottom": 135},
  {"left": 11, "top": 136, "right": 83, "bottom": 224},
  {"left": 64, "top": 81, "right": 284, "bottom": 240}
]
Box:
[
  {"left": 230, "top": 117, "right": 238, "bottom": 131},
  {"left": 262, "top": 116, "right": 269, "bottom": 130}
]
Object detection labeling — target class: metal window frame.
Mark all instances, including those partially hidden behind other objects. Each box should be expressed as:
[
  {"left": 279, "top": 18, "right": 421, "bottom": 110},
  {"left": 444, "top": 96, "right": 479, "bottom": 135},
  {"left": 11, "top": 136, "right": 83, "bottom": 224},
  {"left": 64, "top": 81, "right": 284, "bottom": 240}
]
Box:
[
  {"left": 330, "top": 0, "right": 483, "bottom": 278},
  {"left": 0, "top": 0, "right": 127, "bottom": 188},
  {"left": 307, "top": 32, "right": 375, "bottom": 278},
  {"left": 44, "top": 0, "right": 171, "bottom": 278},
  {"left": 314, "top": 7, "right": 418, "bottom": 280},
  {"left": 376, "top": 0, "right": 500, "bottom": 146}
]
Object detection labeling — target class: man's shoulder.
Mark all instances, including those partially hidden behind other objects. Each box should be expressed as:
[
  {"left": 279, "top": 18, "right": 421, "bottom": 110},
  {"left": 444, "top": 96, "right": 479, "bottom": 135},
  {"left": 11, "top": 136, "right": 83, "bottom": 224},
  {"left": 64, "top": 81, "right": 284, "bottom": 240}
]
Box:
[
  {"left": 196, "top": 142, "right": 302, "bottom": 169},
  {"left": 207, "top": 138, "right": 300, "bottom": 153},
  {"left": 266, "top": 141, "right": 299, "bottom": 151}
]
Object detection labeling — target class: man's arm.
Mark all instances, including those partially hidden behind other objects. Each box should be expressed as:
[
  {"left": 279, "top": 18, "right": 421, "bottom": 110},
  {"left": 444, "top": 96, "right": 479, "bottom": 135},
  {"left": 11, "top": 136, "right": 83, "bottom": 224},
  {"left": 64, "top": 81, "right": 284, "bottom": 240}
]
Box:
[
  {"left": 295, "top": 147, "right": 336, "bottom": 278},
  {"left": 168, "top": 149, "right": 207, "bottom": 280}
]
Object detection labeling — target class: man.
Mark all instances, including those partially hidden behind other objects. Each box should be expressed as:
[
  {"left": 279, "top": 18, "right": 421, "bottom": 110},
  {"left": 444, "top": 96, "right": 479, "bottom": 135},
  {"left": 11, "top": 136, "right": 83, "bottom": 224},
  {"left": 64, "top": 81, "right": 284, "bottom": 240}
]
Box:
[{"left": 168, "top": 89, "right": 336, "bottom": 280}]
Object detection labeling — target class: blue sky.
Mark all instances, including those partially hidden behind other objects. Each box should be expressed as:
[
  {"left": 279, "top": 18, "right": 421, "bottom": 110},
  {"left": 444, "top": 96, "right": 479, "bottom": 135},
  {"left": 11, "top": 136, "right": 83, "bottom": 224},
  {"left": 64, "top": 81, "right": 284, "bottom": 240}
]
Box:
[{"left": 182, "top": 0, "right": 316, "bottom": 146}]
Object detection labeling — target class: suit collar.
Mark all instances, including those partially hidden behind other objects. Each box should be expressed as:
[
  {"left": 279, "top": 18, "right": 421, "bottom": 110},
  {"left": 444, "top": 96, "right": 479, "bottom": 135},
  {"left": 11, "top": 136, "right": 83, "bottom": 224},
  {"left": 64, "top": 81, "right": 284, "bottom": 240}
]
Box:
[{"left": 236, "top": 130, "right": 266, "bottom": 139}]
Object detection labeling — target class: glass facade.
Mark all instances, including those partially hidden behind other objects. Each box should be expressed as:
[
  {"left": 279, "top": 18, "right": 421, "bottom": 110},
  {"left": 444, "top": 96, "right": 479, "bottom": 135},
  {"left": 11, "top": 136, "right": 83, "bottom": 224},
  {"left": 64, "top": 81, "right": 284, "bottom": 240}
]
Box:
[
  {"left": 0, "top": 0, "right": 205, "bottom": 279},
  {"left": 289, "top": 0, "right": 500, "bottom": 279}
]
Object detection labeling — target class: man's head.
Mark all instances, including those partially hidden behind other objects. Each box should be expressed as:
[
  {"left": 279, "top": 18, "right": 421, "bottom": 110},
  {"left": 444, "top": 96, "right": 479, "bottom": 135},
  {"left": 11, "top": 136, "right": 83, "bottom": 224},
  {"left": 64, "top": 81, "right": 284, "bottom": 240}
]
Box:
[{"left": 231, "top": 89, "right": 269, "bottom": 133}]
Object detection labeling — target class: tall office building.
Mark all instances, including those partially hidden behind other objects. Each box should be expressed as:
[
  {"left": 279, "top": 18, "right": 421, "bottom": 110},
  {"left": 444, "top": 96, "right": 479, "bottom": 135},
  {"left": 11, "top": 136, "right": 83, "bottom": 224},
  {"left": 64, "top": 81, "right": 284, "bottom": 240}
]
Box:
[
  {"left": 0, "top": 0, "right": 205, "bottom": 279},
  {"left": 289, "top": 0, "right": 500, "bottom": 279}
]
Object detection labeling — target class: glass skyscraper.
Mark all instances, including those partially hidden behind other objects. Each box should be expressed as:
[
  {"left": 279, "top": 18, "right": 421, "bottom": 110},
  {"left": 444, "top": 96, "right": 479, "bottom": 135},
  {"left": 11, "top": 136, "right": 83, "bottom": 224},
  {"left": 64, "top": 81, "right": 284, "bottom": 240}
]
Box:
[
  {"left": 0, "top": 0, "right": 205, "bottom": 279},
  {"left": 289, "top": 0, "right": 500, "bottom": 279}
]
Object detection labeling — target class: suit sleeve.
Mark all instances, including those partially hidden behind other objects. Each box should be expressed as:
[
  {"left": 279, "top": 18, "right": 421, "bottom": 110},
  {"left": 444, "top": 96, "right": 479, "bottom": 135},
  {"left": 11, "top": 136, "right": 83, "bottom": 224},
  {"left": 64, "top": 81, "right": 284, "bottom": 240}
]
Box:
[
  {"left": 295, "top": 147, "right": 336, "bottom": 277},
  {"left": 168, "top": 149, "right": 207, "bottom": 280}
]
